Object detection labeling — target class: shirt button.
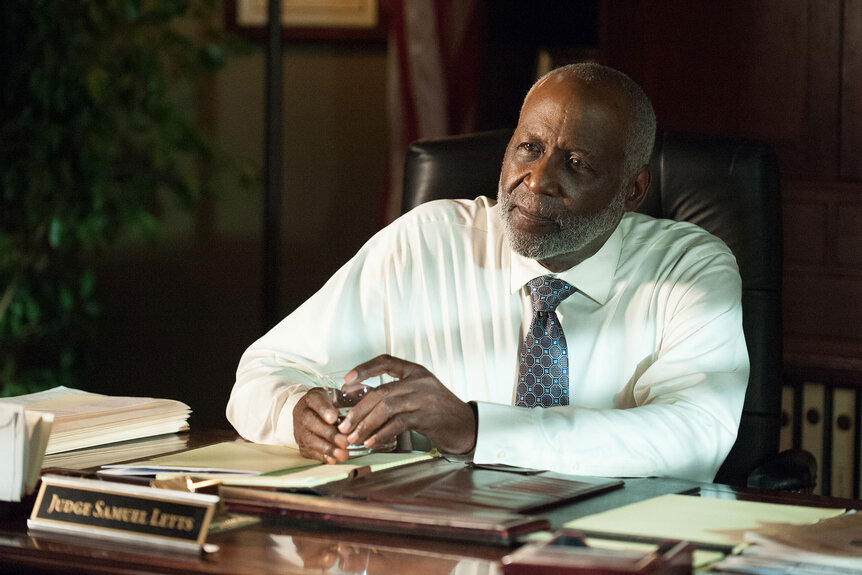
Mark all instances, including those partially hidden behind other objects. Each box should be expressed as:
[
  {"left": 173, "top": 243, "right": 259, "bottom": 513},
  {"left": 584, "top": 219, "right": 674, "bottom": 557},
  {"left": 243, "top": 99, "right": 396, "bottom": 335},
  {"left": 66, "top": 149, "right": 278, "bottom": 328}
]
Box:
[{"left": 497, "top": 450, "right": 506, "bottom": 458}]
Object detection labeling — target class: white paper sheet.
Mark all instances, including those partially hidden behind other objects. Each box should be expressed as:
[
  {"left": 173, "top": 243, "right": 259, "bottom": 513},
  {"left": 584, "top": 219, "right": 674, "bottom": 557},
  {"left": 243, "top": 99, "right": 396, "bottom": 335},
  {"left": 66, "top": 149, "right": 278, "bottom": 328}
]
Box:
[{"left": 0, "top": 403, "right": 53, "bottom": 502}]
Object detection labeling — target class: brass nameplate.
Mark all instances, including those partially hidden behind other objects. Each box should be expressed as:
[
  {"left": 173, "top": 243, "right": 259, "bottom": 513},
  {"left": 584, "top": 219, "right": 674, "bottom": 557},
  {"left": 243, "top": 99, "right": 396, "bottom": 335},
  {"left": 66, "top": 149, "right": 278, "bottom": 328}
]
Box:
[{"left": 28, "top": 474, "right": 219, "bottom": 552}]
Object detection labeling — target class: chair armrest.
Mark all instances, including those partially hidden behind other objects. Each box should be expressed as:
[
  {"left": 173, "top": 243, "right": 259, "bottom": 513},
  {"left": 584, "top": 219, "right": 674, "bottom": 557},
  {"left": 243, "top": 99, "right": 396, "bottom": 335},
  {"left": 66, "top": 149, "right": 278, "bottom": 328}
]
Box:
[{"left": 745, "top": 448, "right": 817, "bottom": 492}]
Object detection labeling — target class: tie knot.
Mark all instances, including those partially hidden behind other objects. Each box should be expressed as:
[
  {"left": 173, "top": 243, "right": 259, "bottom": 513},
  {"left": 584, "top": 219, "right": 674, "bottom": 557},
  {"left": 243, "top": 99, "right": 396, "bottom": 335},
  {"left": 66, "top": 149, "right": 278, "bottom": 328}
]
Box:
[{"left": 527, "top": 275, "right": 574, "bottom": 312}]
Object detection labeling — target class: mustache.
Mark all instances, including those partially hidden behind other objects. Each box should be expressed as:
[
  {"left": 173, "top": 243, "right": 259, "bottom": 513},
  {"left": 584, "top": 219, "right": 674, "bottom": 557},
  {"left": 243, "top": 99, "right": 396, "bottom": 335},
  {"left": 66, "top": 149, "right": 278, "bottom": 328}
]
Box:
[{"left": 499, "top": 187, "right": 566, "bottom": 223}]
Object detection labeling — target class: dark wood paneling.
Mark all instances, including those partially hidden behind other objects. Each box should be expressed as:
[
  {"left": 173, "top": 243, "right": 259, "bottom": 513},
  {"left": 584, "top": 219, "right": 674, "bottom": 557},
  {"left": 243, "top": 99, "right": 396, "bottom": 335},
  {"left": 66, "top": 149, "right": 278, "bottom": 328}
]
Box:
[
  {"left": 599, "top": 1, "right": 862, "bottom": 380},
  {"left": 600, "top": 0, "right": 842, "bottom": 181},
  {"left": 784, "top": 181, "right": 862, "bottom": 272},
  {"left": 784, "top": 201, "right": 828, "bottom": 265},
  {"left": 783, "top": 181, "right": 862, "bottom": 365},
  {"left": 805, "top": 0, "right": 843, "bottom": 180},
  {"left": 784, "top": 275, "right": 862, "bottom": 340},
  {"left": 842, "top": 0, "right": 862, "bottom": 179},
  {"left": 836, "top": 203, "right": 862, "bottom": 266}
]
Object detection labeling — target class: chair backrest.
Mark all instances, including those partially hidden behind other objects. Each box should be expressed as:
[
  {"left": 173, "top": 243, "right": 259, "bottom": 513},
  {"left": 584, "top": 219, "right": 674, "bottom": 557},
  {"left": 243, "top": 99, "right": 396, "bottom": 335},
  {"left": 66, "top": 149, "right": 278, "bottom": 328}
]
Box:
[{"left": 401, "top": 129, "right": 783, "bottom": 486}]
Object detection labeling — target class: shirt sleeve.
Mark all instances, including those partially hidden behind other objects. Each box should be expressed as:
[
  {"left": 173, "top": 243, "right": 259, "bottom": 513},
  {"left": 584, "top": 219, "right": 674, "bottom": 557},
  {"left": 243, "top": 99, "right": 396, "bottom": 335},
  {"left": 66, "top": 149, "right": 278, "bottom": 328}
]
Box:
[
  {"left": 226, "top": 236, "right": 389, "bottom": 447},
  {"left": 473, "top": 247, "right": 749, "bottom": 482}
]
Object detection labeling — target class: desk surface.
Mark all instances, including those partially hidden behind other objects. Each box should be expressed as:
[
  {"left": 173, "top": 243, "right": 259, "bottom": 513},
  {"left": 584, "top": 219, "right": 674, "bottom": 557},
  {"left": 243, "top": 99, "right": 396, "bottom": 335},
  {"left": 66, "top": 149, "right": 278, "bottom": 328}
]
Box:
[{"left": 1, "top": 430, "right": 858, "bottom": 575}]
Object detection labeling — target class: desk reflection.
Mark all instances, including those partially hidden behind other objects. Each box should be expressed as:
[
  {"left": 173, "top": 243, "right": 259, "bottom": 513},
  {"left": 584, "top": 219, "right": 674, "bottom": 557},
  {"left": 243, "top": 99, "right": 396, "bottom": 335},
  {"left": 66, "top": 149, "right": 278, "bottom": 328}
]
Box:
[{"left": 270, "top": 533, "right": 500, "bottom": 575}]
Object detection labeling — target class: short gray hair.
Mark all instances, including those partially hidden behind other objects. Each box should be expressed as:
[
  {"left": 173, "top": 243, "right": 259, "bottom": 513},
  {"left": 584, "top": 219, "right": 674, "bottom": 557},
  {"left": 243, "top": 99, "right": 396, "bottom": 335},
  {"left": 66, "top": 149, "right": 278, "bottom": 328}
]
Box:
[{"left": 528, "top": 63, "right": 656, "bottom": 178}]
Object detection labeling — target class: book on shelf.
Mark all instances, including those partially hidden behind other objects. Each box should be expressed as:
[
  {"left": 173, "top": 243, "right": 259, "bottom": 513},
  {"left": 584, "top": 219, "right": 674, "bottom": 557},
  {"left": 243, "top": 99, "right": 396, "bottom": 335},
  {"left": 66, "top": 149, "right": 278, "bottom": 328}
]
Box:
[{"left": 0, "top": 386, "right": 191, "bottom": 456}]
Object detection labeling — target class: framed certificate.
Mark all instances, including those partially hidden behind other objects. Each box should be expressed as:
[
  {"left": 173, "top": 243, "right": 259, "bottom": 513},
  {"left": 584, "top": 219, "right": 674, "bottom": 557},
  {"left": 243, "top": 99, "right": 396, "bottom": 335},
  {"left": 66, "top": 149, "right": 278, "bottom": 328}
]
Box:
[{"left": 226, "top": 0, "right": 385, "bottom": 42}]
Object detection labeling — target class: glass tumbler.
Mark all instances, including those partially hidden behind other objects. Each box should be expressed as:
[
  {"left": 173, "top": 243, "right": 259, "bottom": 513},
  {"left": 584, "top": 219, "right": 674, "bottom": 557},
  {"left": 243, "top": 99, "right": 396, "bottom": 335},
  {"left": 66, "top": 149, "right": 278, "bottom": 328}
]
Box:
[{"left": 322, "top": 381, "right": 397, "bottom": 457}]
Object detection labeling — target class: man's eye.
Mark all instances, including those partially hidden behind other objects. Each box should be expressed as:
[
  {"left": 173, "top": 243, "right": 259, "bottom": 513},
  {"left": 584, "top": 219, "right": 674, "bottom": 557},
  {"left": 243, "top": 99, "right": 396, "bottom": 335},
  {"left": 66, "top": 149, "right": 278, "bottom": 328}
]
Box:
[
  {"left": 517, "top": 142, "right": 541, "bottom": 154},
  {"left": 568, "top": 156, "right": 587, "bottom": 170}
]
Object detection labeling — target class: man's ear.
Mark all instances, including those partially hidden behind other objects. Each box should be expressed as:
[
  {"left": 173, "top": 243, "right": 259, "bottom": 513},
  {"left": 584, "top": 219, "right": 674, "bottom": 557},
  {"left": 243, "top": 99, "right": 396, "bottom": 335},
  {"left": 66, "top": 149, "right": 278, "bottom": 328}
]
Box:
[{"left": 624, "top": 166, "right": 651, "bottom": 212}]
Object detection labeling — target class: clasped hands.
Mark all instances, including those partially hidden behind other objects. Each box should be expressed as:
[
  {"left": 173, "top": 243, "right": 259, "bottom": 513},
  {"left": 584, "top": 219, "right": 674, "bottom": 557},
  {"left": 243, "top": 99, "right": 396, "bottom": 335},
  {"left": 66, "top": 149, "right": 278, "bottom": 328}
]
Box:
[{"left": 293, "top": 355, "right": 477, "bottom": 463}]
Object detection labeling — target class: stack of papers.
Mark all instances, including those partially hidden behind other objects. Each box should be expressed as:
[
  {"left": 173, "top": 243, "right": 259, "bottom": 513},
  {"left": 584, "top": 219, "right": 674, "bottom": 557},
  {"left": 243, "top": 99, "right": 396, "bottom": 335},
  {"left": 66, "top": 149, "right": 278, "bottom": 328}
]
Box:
[
  {"left": 0, "top": 386, "right": 191, "bottom": 455},
  {"left": 41, "top": 433, "right": 189, "bottom": 470},
  {"left": 0, "top": 402, "right": 53, "bottom": 501},
  {"left": 712, "top": 511, "right": 862, "bottom": 574}
]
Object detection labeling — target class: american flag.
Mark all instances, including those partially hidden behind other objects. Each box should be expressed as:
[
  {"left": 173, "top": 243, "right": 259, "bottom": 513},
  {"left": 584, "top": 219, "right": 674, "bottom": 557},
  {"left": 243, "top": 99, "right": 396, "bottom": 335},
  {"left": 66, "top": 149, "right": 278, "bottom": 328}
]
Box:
[{"left": 384, "top": 0, "right": 480, "bottom": 223}]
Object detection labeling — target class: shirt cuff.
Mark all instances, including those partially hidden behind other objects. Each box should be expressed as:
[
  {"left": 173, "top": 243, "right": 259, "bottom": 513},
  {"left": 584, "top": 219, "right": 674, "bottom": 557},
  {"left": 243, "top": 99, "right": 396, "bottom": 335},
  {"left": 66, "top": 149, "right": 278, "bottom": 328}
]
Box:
[
  {"left": 442, "top": 401, "right": 478, "bottom": 462},
  {"left": 472, "top": 400, "right": 537, "bottom": 465}
]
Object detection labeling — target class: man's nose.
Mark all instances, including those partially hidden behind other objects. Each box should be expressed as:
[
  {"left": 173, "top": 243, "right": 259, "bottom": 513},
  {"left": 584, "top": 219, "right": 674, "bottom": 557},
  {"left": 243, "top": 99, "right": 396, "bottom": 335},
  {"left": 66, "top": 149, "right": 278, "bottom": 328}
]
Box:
[{"left": 524, "top": 155, "right": 561, "bottom": 196}]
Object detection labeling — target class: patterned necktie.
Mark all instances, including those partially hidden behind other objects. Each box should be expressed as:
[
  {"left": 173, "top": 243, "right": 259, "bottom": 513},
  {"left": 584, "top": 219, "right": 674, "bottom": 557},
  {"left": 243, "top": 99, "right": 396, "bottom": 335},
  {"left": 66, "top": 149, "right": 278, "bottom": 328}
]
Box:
[{"left": 516, "top": 276, "right": 575, "bottom": 408}]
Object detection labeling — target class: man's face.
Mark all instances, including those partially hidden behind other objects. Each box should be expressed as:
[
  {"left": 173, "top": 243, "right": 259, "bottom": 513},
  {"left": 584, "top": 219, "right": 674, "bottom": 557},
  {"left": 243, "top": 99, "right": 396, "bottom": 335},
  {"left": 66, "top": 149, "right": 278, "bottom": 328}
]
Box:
[{"left": 498, "top": 74, "right": 633, "bottom": 272}]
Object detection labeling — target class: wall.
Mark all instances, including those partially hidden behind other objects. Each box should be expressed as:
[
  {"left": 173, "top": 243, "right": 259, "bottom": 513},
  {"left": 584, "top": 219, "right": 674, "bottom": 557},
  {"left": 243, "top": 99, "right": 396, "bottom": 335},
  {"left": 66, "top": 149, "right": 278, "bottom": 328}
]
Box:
[
  {"left": 92, "top": 43, "right": 389, "bottom": 429},
  {"left": 598, "top": 0, "right": 862, "bottom": 380}
]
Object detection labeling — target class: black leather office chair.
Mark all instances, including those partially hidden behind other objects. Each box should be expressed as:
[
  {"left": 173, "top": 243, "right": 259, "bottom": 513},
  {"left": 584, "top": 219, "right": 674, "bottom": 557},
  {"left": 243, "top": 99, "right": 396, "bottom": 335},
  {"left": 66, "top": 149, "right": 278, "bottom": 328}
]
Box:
[{"left": 402, "top": 129, "right": 815, "bottom": 490}]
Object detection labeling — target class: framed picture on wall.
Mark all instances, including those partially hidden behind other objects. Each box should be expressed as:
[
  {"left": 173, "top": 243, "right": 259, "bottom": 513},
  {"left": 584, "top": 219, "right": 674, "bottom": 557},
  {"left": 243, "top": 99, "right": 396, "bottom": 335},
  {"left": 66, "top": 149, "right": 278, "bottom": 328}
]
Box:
[{"left": 225, "top": 0, "right": 386, "bottom": 42}]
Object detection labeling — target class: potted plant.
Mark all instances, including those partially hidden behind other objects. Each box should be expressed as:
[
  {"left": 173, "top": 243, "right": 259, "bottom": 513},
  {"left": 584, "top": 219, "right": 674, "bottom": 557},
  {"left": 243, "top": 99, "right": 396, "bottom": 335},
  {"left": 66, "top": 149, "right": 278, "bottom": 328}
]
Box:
[{"left": 0, "top": 0, "right": 244, "bottom": 396}]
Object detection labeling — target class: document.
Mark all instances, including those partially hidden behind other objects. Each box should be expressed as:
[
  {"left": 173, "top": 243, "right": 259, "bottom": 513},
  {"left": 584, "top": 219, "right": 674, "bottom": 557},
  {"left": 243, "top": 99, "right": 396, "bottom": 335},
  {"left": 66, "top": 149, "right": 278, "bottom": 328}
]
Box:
[
  {"left": 0, "top": 402, "right": 53, "bottom": 502},
  {"left": 219, "top": 451, "right": 439, "bottom": 489},
  {"left": 100, "top": 440, "right": 320, "bottom": 476},
  {"left": 711, "top": 512, "right": 862, "bottom": 573},
  {"left": 99, "top": 439, "right": 438, "bottom": 489},
  {"left": 742, "top": 511, "right": 862, "bottom": 569},
  {"left": 563, "top": 493, "right": 846, "bottom": 551},
  {"left": 0, "top": 386, "right": 190, "bottom": 455}
]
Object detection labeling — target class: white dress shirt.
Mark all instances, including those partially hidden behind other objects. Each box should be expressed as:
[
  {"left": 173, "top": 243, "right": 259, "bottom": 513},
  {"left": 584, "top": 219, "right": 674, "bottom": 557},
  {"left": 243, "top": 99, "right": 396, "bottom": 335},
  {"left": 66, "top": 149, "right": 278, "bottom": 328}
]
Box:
[{"left": 227, "top": 196, "right": 749, "bottom": 482}]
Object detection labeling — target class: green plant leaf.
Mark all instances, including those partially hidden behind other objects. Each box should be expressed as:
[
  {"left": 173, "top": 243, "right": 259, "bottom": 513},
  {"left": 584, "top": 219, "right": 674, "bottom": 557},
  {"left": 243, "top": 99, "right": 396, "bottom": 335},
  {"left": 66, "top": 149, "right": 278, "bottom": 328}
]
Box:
[
  {"left": 80, "top": 270, "right": 96, "bottom": 299},
  {"left": 23, "top": 294, "right": 41, "bottom": 325},
  {"left": 48, "top": 216, "right": 63, "bottom": 249}
]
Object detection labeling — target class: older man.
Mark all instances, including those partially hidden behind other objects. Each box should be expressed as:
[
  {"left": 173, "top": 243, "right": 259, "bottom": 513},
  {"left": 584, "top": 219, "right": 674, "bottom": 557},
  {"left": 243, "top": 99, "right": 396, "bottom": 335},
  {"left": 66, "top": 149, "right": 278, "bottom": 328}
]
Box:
[{"left": 227, "top": 63, "right": 748, "bottom": 482}]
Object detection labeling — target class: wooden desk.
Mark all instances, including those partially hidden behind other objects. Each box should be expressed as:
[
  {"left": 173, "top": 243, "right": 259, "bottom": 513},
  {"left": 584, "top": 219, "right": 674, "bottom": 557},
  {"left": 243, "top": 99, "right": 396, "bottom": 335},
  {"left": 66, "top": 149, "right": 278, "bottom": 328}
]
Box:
[{"left": 0, "top": 430, "right": 858, "bottom": 575}]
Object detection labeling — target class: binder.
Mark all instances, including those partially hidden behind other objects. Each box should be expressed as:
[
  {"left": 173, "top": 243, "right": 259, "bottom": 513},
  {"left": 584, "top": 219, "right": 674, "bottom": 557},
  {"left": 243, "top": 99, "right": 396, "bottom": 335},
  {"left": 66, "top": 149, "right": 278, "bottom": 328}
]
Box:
[
  {"left": 779, "top": 385, "right": 795, "bottom": 453},
  {"left": 800, "top": 383, "right": 825, "bottom": 495},
  {"left": 830, "top": 387, "right": 855, "bottom": 499}
]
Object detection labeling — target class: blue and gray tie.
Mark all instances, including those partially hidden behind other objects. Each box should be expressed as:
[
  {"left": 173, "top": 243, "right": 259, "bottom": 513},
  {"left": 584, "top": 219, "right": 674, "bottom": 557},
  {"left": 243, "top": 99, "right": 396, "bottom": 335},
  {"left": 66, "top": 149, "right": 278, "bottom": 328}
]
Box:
[{"left": 516, "top": 275, "right": 575, "bottom": 408}]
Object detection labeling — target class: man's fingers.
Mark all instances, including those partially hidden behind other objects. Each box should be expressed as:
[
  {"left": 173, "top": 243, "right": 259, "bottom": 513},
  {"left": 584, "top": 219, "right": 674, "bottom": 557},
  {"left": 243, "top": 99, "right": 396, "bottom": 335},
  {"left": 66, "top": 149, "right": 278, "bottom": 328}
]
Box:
[
  {"left": 344, "top": 387, "right": 414, "bottom": 444},
  {"left": 304, "top": 387, "right": 339, "bottom": 425},
  {"left": 295, "top": 406, "right": 351, "bottom": 462},
  {"left": 297, "top": 396, "right": 341, "bottom": 443},
  {"left": 297, "top": 433, "right": 336, "bottom": 463},
  {"left": 344, "top": 354, "right": 421, "bottom": 386},
  {"left": 331, "top": 354, "right": 476, "bottom": 454},
  {"left": 298, "top": 434, "right": 350, "bottom": 464},
  {"left": 350, "top": 413, "right": 410, "bottom": 449},
  {"left": 338, "top": 379, "right": 404, "bottom": 434},
  {"left": 294, "top": 389, "right": 351, "bottom": 463}
]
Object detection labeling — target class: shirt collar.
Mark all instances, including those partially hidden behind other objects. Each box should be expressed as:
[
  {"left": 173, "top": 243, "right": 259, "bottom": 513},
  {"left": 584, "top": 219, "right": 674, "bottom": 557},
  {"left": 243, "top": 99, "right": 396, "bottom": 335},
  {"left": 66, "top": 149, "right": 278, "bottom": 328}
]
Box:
[{"left": 509, "top": 222, "right": 622, "bottom": 305}]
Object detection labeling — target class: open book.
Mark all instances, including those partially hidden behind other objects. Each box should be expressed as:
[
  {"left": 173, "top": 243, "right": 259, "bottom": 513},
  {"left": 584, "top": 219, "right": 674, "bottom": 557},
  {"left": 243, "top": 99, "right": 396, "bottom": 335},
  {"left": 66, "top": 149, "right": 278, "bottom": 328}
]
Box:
[{"left": 0, "top": 386, "right": 191, "bottom": 455}]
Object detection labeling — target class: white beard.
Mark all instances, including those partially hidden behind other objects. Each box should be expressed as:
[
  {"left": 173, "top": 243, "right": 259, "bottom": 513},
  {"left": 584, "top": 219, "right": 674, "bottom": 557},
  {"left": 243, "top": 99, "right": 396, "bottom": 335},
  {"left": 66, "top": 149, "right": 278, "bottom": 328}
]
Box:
[{"left": 497, "top": 186, "right": 626, "bottom": 262}]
